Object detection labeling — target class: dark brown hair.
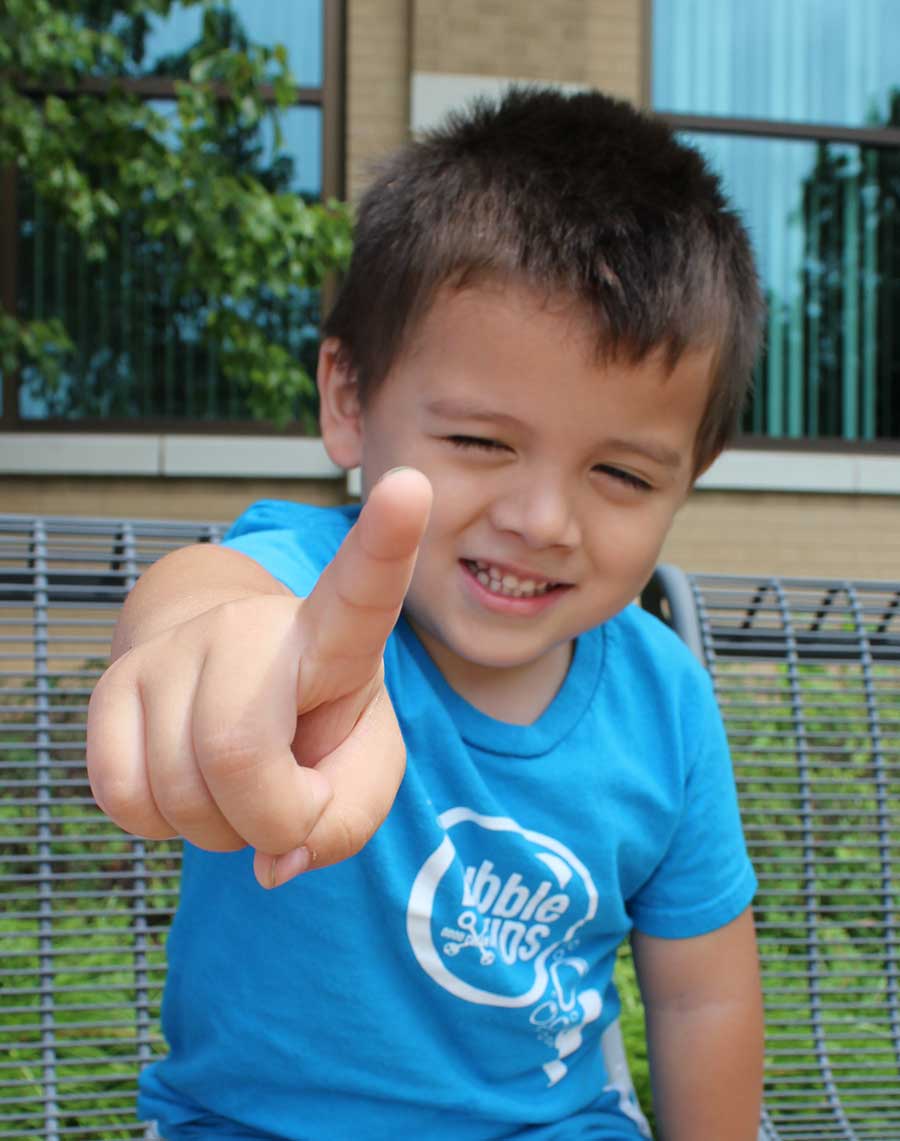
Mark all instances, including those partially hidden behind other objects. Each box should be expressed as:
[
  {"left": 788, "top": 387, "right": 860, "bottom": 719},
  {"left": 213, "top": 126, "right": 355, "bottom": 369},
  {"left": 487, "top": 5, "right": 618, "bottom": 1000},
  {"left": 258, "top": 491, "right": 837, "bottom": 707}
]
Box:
[{"left": 324, "top": 86, "right": 764, "bottom": 473}]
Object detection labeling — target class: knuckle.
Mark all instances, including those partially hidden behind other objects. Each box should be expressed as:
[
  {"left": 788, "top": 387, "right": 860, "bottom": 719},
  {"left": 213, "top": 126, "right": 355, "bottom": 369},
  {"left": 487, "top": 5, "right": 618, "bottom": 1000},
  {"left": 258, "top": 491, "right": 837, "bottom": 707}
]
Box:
[
  {"left": 153, "top": 785, "right": 212, "bottom": 836},
  {"left": 87, "top": 767, "right": 169, "bottom": 839},
  {"left": 86, "top": 765, "right": 128, "bottom": 824},
  {"left": 207, "top": 596, "right": 249, "bottom": 635},
  {"left": 195, "top": 728, "right": 266, "bottom": 780}
]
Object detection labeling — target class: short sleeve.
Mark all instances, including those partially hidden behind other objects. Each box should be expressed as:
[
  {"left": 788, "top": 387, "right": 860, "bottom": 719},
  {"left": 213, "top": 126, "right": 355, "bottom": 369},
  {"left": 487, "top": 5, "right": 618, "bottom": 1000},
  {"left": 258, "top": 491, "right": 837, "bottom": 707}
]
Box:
[
  {"left": 627, "top": 669, "right": 757, "bottom": 939},
  {"left": 221, "top": 500, "right": 358, "bottom": 599}
]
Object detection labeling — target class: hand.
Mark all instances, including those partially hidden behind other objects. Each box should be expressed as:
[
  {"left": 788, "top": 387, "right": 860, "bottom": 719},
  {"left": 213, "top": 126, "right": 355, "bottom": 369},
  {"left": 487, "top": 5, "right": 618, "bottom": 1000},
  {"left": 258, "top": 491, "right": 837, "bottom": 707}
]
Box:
[{"left": 86, "top": 468, "right": 433, "bottom": 887}]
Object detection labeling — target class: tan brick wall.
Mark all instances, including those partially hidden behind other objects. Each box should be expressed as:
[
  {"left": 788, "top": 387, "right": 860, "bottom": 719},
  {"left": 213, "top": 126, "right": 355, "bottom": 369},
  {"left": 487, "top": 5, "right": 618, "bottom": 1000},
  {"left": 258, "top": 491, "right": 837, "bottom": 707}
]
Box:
[
  {"left": 344, "top": 0, "right": 648, "bottom": 199},
  {"left": 346, "top": 0, "right": 411, "bottom": 200},
  {"left": 0, "top": 477, "right": 345, "bottom": 525},
  {"left": 4, "top": 479, "right": 895, "bottom": 583},
  {"left": 412, "top": 0, "right": 645, "bottom": 103},
  {"left": 663, "top": 491, "right": 900, "bottom": 581}
]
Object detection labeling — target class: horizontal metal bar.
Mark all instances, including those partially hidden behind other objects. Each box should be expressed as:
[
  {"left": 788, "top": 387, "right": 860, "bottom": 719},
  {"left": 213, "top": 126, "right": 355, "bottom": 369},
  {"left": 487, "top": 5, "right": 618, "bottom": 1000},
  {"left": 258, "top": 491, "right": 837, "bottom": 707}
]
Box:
[
  {"left": 2, "top": 1012, "right": 159, "bottom": 1033},
  {"left": 0, "top": 922, "right": 170, "bottom": 945},
  {"left": 1, "top": 978, "right": 165, "bottom": 998},
  {"left": 0, "top": 1052, "right": 152, "bottom": 1074},
  {"left": 17, "top": 74, "right": 325, "bottom": 106},
  {"left": 2, "top": 904, "right": 176, "bottom": 921},
  {"left": 0, "top": 1074, "right": 137, "bottom": 1094},
  {"left": 658, "top": 110, "right": 900, "bottom": 148}
]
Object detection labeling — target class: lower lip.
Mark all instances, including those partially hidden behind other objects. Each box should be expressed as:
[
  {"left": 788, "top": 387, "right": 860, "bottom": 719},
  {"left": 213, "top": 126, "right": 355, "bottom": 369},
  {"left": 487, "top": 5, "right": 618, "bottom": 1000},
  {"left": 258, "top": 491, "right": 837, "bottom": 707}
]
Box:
[{"left": 459, "top": 561, "right": 570, "bottom": 616}]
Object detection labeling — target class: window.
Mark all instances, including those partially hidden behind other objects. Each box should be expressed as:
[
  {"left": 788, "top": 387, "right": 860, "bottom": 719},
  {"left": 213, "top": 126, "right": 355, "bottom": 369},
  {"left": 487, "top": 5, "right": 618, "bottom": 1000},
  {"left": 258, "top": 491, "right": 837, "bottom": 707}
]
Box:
[
  {"left": 653, "top": 0, "right": 900, "bottom": 447},
  {"left": 2, "top": 0, "right": 344, "bottom": 432}
]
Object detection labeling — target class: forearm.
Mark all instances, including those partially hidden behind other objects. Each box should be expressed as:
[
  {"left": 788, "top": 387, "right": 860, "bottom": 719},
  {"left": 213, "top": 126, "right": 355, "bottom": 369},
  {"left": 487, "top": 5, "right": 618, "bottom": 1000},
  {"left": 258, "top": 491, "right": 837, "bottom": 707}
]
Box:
[
  {"left": 646, "top": 993, "right": 763, "bottom": 1140},
  {"left": 632, "top": 909, "right": 763, "bottom": 1140},
  {"left": 111, "top": 543, "right": 292, "bottom": 660}
]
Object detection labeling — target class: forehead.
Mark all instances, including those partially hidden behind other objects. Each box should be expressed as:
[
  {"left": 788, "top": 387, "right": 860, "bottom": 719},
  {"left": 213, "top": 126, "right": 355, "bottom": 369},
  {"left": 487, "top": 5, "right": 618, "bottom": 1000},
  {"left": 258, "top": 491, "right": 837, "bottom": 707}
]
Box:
[
  {"left": 395, "top": 280, "right": 715, "bottom": 396},
  {"left": 404, "top": 279, "right": 589, "bottom": 358},
  {"left": 368, "top": 281, "right": 716, "bottom": 463}
]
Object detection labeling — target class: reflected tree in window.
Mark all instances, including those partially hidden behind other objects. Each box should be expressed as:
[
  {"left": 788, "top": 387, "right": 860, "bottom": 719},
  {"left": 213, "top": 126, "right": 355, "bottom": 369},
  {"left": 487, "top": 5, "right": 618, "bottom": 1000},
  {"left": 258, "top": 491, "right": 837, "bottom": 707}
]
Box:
[
  {"left": 2, "top": 0, "right": 350, "bottom": 429},
  {"left": 791, "top": 94, "right": 899, "bottom": 442},
  {"left": 749, "top": 92, "right": 900, "bottom": 443}
]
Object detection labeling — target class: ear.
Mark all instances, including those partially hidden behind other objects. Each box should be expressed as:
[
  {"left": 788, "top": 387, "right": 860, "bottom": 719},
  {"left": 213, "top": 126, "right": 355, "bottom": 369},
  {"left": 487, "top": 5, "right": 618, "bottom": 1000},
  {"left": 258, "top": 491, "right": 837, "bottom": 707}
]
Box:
[{"left": 317, "top": 337, "right": 363, "bottom": 470}]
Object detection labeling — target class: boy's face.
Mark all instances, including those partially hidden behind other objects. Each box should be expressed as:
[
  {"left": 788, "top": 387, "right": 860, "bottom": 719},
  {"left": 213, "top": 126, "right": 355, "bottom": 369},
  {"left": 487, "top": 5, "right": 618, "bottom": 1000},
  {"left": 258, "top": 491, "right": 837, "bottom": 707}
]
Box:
[{"left": 321, "top": 281, "right": 715, "bottom": 706}]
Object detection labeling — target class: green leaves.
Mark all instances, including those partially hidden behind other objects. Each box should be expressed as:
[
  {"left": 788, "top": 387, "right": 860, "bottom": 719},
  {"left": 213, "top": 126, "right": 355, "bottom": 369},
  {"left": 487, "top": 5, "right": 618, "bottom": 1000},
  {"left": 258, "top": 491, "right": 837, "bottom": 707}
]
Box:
[
  {"left": 1, "top": 310, "right": 73, "bottom": 392},
  {"left": 2, "top": 1, "right": 352, "bottom": 426}
]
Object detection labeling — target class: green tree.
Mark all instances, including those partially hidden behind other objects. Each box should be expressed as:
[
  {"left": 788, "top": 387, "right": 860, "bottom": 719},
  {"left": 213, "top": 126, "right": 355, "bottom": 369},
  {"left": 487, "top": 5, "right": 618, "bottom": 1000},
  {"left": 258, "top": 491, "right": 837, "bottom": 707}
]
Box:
[
  {"left": 759, "top": 92, "right": 900, "bottom": 442},
  {"left": 0, "top": 0, "right": 352, "bottom": 429}
]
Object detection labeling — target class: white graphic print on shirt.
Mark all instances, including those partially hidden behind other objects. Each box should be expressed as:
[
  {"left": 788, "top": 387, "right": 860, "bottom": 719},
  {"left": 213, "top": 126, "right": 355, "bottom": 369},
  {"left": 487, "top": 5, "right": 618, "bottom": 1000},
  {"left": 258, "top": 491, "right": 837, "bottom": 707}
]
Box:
[{"left": 406, "top": 808, "right": 602, "bottom": 1085}]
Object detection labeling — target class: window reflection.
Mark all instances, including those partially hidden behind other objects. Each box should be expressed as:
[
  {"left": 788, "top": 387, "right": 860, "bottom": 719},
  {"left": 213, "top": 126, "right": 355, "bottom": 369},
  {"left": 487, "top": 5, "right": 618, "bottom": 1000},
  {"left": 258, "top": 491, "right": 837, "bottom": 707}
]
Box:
[
  {"left": 654, "top": 0, "right": 899, "bottom": 129},
  {"left": 16, "top": 1, "right": 327, "bottom": 426},
  {"left": 682, "top": 131, "right": 898, "bottom": 442},
  {"left": 134, "top": 0, "right": 323, "bottom": 86}
]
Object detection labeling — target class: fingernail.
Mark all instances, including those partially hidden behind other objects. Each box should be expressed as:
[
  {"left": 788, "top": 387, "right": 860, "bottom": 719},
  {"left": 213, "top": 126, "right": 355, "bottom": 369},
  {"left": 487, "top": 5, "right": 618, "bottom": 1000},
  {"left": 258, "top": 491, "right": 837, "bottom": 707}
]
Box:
[
  {"left": 268, "top": 845, "right": 311, "bottom": 889},
  {"left": 381, "top": 466, "right": 412, "bottom": 479}
]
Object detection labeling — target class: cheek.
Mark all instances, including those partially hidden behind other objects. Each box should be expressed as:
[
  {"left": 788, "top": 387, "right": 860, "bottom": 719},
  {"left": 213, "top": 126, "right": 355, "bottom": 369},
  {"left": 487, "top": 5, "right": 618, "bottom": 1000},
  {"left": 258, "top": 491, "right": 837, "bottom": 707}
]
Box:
[
  {"left": 404, "top": 478, "right": 487, "bottom": 587},
  {"left": 423, "top": 465, "right": 491, "bottom": 527},
  {"left": 585, "top": 505, "right": 674, "bottom": 570}
]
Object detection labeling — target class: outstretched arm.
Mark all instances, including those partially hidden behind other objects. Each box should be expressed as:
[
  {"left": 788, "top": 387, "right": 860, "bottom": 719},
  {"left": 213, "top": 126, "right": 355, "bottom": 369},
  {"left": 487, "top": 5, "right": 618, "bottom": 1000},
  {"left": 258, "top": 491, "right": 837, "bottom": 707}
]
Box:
[
  {"left": 631, "top": 907, "right": 764, "bottom": 1141},
  {"left": 87, "top": 467, "right": 432, "bottom": 887}
]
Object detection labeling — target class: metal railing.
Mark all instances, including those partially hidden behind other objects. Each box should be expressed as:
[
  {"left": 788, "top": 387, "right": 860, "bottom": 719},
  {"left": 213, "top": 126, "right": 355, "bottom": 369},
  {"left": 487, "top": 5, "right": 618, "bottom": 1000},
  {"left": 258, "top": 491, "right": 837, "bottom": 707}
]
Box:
[
  {"left": 645, "top": 566, "right": 900, "bottom": 1140},
  {"left": 0, "top": 515, "right": 224, "bottom": 1140},
  {"left": 3, "top": 514, "right": 900, "bottom": 1138}
]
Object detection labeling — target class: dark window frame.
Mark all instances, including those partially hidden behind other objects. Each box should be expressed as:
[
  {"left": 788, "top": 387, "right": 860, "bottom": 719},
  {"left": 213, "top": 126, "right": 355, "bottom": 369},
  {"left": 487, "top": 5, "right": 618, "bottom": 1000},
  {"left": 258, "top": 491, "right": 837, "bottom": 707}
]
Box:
[
  {"left": 654, "top": 112, "right": 900, "bottom": 454},
  {"left": 0, "top": 0, "right": 346, "bottom": 436}
]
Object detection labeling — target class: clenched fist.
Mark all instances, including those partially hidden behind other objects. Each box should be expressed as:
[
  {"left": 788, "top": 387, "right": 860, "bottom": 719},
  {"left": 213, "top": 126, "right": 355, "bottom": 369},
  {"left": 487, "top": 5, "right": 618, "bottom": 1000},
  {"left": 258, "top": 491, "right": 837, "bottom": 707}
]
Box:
[{"left": 87, "top": 468, "right": 433, "bottom": 887}]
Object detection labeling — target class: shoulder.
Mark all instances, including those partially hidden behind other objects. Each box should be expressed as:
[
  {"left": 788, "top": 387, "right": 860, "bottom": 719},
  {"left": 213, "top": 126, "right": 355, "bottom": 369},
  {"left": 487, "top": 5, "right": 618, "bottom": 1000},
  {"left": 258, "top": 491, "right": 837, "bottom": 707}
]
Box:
[
  {"left": 225, "top": 499, "right": 359, "bottom": 545},
  {"left": 600, "top": 603, "right": 719, "bottom": 729},
  {"left": 222, "top": 500, "right": 360, "bottom": 597},
  {"left": 605, "top": 602, "right": 706, "bottom": 684}
]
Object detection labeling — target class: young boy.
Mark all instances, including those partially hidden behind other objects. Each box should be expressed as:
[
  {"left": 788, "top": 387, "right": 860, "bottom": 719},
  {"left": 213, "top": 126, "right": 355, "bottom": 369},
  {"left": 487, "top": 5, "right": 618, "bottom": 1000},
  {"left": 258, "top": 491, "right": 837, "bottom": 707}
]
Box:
[{"left": 87, "top": 88, "right": 764, "bottom": 1140}]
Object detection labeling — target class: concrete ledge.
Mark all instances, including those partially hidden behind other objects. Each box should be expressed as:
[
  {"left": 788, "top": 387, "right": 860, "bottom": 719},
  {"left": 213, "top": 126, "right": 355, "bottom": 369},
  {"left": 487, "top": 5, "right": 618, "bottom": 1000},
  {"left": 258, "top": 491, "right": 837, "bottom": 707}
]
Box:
[
  {"left": 698, "top": 450, "right": 900, "bottom": 495},
  {"left": 411, "top": 72, "right": 585, "bottom": 132},
  {"left": 0, "top": 433, "right": 160, "bottom": 475},
  {"left": 0, "top": 433, "right": 341, "bottom": 480},
  {"left": 2, "top": 436, "right": 898, "bottom": 496},
  {"left": 161, "top": 435, "right": 341, "bottom": 478}
]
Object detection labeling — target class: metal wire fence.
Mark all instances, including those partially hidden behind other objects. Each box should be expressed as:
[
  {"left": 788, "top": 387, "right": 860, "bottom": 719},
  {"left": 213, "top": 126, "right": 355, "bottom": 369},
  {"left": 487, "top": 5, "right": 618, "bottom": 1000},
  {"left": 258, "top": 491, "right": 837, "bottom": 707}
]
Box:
[
  {"left": 0, "top": 515, "right": 224, "bottom": 1141},
  {"left": 2, "top": 515, "right": 900, "bottom": 1139},
  {"left": 647, "top": 567, "right": 900, "bottom": 1140}
]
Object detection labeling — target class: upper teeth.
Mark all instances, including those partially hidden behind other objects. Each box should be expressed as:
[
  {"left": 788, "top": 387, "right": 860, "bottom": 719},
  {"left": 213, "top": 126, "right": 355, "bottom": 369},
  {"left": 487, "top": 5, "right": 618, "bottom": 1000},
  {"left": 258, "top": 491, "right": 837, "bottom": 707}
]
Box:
[{"left": 467, "top": 560, "right": 555, "bottom": 598}]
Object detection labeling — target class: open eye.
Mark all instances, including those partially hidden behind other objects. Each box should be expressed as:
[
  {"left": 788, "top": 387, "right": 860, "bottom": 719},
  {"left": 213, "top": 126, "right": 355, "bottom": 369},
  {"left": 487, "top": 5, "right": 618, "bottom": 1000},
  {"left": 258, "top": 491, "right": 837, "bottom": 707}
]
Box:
[
  {"left": 594, "top": 464, "right": 652, "bottom": 492},
  {"left": 447, "top": 435, "right": 508, "bottom": 452}
]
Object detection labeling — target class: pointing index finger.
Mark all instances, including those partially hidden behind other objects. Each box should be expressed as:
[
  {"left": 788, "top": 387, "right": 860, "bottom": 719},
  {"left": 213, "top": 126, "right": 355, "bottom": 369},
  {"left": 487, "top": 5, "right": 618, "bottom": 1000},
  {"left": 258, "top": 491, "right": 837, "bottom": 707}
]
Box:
[{"left": 297, "top": 467, "right": 432, "bottom": 701}]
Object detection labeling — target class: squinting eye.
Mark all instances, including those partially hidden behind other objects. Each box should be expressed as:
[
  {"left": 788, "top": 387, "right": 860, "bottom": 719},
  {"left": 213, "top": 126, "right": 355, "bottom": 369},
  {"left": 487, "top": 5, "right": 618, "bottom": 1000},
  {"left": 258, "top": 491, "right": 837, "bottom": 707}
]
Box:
[
  {"left": 447, "top": 435, "right": 507, "bottom": 452},
  {"left": 595, "top": 465, "right": 651, "bottom": 491}
]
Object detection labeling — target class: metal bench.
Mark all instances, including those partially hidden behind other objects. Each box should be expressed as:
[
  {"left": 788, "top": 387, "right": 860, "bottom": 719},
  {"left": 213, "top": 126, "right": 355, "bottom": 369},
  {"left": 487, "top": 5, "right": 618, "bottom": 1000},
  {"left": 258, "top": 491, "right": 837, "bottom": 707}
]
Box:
[{"left": 2, "top": 512, "right": 899, "bottom": 1140}]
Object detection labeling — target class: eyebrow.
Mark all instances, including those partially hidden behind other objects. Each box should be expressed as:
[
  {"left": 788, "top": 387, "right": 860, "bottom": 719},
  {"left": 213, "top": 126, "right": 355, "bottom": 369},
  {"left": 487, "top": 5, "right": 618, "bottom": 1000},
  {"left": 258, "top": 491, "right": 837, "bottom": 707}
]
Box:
[
  {"left": 424, "top": 399, "right": 685, "bottom": 470},
  {"left": 423, "top": 398, "right": 524, "bottom": 430},
  {"left": 602, "top": 438, "right": 684, "bottom": 470}
]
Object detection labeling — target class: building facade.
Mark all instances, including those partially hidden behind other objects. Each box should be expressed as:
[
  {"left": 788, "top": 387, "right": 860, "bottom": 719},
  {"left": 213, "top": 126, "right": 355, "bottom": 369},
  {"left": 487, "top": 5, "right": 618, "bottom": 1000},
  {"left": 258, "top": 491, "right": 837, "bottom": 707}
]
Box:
[{"left": 2, "top": 0, "right": 898, "bottom": 578}]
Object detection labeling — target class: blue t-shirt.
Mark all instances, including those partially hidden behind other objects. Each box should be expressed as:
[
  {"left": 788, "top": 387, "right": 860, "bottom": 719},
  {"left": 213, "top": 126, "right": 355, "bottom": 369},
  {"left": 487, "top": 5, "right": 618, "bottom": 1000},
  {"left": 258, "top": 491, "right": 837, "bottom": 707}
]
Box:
[{"left": 138, "top": 501, "right": 756, "bottom": 1140}]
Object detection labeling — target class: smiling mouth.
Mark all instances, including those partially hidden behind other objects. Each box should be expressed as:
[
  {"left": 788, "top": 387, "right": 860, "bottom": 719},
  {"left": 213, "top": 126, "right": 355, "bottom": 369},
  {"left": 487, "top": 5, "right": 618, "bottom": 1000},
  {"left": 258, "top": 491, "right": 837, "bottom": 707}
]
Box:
[{"left": 462, "top": 559, "right": 567, "bottom": 599}]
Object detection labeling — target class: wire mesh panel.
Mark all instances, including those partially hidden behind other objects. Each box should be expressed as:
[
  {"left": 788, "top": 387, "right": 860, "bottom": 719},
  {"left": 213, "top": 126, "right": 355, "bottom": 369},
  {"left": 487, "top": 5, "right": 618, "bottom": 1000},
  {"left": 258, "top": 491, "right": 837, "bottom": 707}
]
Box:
[
  {"left": 653, "top": 570, "right": 900, "bottom": 1141},
  {"left": 5, "top": 517, "right": 900, "bottom": 1139},
  {"left": 0, "top": 514, "right": 224, "bottom": 1141}
]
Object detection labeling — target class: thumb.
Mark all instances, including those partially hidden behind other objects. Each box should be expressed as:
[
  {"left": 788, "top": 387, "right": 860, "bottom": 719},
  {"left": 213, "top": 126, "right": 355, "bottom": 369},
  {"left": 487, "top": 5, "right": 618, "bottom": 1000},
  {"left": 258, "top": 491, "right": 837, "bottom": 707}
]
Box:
[{"left": 295, "top": 467, "right": 432, "bottom": 709}]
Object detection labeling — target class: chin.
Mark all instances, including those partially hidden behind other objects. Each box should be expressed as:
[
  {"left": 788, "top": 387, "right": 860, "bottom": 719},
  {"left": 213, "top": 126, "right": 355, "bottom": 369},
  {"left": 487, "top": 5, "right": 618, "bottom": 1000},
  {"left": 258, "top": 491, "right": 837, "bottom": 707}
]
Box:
[{"left": 450, "top": 636, "right": 565, "bottom": 672}]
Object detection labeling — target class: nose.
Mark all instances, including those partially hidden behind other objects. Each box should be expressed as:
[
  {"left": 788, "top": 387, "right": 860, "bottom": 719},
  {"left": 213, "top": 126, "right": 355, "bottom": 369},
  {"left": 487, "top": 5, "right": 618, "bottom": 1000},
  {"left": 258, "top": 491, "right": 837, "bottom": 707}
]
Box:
[{"left": 489, "top": 477, "right": 582, "bottom": 550}]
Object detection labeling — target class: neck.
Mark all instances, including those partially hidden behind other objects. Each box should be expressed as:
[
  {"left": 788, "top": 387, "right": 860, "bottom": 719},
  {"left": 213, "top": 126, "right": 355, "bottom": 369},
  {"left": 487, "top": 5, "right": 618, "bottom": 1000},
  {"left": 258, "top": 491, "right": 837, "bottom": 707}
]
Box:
[{"left": 409, "top": 626, "right": 574, "bottom": 725}]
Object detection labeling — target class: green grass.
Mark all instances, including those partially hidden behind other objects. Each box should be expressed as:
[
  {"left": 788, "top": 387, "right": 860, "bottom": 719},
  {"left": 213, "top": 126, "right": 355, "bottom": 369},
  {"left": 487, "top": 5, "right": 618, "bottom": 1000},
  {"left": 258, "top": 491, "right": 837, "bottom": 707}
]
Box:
[{"left": 1, "top": 661, "right": 179, "bottom": 1141}]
